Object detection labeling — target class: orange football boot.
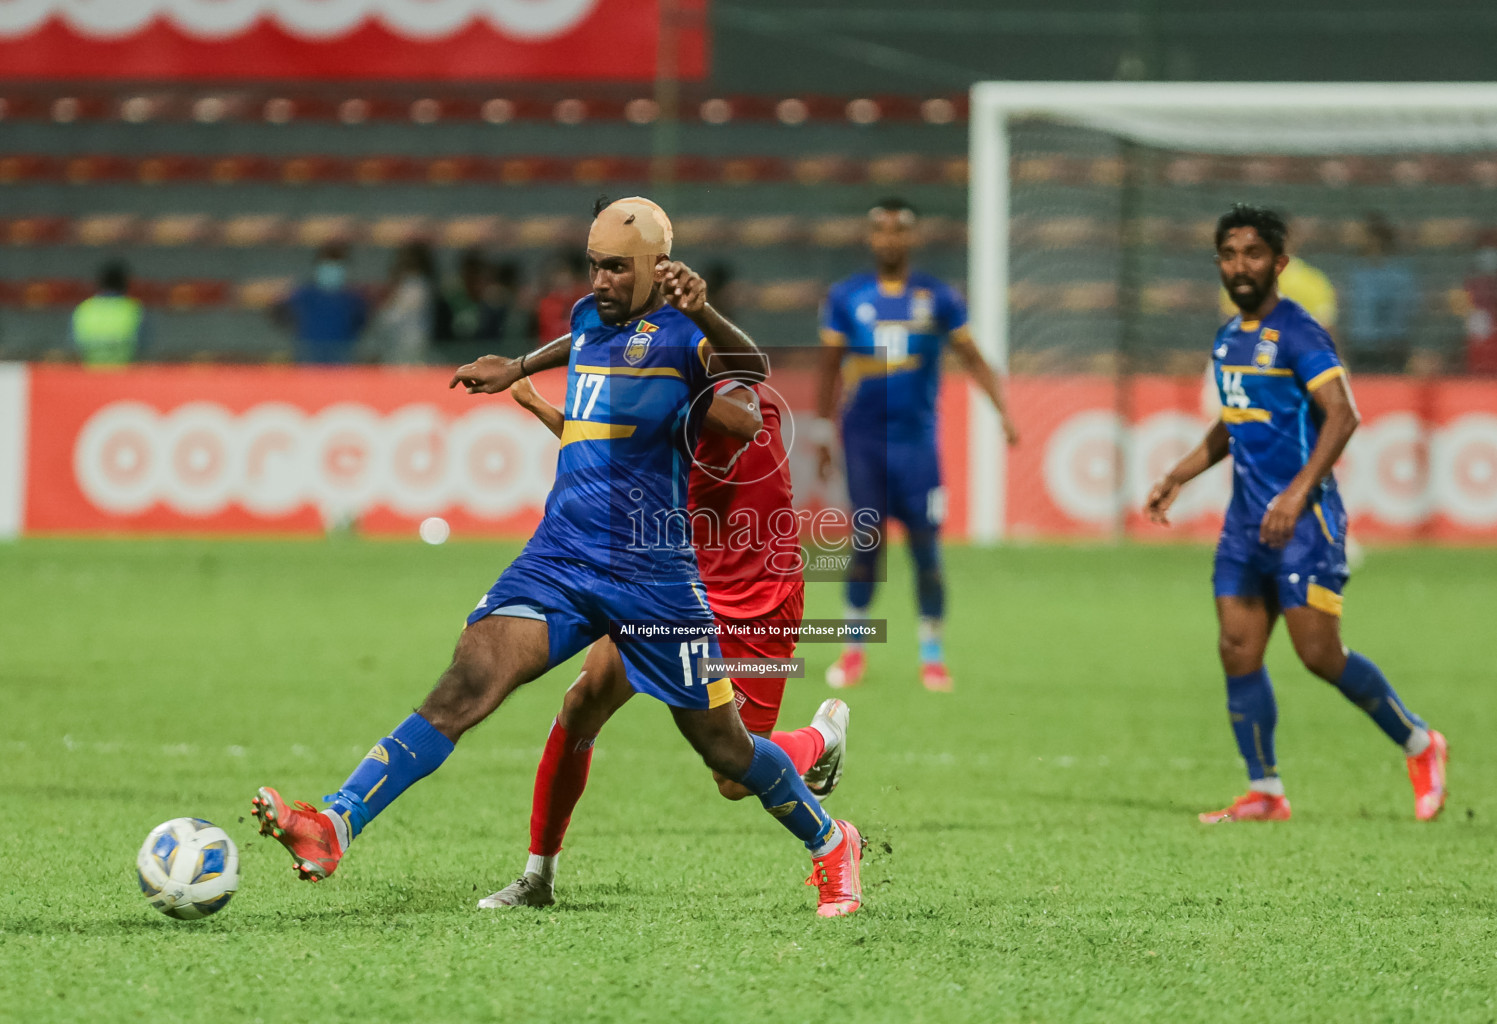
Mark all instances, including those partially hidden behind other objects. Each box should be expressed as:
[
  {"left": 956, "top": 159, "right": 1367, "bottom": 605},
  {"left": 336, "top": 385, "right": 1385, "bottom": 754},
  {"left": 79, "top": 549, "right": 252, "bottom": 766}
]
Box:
[
  {"left": 1407, "top": 729, "right": 1449, "bottom": 821},
  {"left": 806, "top": 819, "right": 864, "bottom": 917},
  {"left": 826, "top": 649, "right": 866, "bottom": 689},
  {"left": 919, "top": 662, "right": 953, "bottom": 693},
  {"left": 1198, "top": 790, "right": 1292, "bottom": 823},
  {"left": 251, "top": 786, "right": 343, "bottom": 881}
]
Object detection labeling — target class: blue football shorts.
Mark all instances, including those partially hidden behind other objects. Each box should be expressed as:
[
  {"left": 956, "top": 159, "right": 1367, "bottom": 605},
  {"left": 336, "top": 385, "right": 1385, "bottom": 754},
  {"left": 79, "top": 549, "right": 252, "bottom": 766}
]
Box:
[
  {"left": 843, "top": 430, "right": 945, "bottom": 533},
  {"left": 466, "top": 551, "right": 731, "bottom": 710},
  {"left": 1212, "top": 501, "right": 1349, "bottom": 616}
]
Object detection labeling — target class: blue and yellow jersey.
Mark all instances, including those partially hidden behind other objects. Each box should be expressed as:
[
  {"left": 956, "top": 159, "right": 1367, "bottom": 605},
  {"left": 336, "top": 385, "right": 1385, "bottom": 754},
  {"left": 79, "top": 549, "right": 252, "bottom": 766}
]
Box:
[
  {"left": 1212, "top": 298, "right": 1347, "bottom": 527},
  {"left": 820, "top": 271, "right": 967, "bottom": 440},
  {"left": 526, "top": 296, "right": 714, "bottom": 583}
]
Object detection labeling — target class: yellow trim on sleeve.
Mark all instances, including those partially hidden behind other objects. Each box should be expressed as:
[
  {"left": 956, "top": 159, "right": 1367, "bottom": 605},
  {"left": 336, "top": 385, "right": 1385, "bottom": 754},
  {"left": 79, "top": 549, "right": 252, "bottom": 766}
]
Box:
[
  {"left": 574, "top": 363, "right": 683, "bottom": 379},
  {"left": 1222, "top": 365, "right": 1294, "bottom": 377},
  {"left": 1306, "top": 365, "right": 1347, "bottom": 392},
  {"left": 706, "top": 678, "right": 735, "bottom": 708},
  {"left": 1220, "top": 407, "right": 1272, "bottom": 424},
  {"left": 820, "top": 328, "right": 848, "bottom": 348},
  {"left": 696, "top": 338, "right": 711, "bottom": 371},
  {"left": 559, "top": 421, "right": 637, "bottom": 446},
  {"left": 1305, "top": 583, "right": 1343, "bottom": 617},
  {"left": 1312, "top": 502, "right": 1336, "bottom": 544}
]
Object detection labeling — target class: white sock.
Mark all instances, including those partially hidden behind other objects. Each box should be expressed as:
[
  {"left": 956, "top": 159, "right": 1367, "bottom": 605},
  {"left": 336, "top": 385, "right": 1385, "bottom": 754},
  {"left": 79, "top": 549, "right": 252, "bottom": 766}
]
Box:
[
  {"left": 321, "top": 809, "right": 350, "bottom": 851},
  {"left": 917, "top": 616, "right": 941, "bottom": 645},
  {"left": 1404, "top": 727, "right": 1432, "bottom": 757},
  {"left": 809, "top": 821, "right": 844, "bottom": 858},
  {"left": 1249, "top": 777, "right": 1285, "bottom": 797},
  {"left": 526, "top": 852, "right": 558, "bottom": 885}
]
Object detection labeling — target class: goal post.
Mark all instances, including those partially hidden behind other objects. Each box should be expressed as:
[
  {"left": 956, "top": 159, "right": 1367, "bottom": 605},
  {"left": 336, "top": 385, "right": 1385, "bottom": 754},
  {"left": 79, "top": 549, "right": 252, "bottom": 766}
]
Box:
[{"left": 966, "top": 82, "right": 1497, "bottom": 543}]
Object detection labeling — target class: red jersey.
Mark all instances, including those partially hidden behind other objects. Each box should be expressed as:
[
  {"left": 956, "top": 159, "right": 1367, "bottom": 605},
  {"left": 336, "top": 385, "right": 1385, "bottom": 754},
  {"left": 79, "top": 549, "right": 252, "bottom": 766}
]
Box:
[{"left": 689, "top": 382, "right": 803, "bottom": 620}]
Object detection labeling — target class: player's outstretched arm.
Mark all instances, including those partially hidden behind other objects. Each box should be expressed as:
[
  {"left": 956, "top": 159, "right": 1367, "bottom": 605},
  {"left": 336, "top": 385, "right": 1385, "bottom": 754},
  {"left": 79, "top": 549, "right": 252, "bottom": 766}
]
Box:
[
  {"left": 1259, "top": 375, "right": 1360, "bottom": 547},
  {"left": 703, "top": 387, "right": 763, "bottom": 441},
  {"left": 511, "top": 378, "right": 564, "bottom": 439},
  {"left": 449, "top": 333, "right": 571, "bottom": 395},
  {"left": 1145, "top": 420, "right": 1231, "bottom": 526}
]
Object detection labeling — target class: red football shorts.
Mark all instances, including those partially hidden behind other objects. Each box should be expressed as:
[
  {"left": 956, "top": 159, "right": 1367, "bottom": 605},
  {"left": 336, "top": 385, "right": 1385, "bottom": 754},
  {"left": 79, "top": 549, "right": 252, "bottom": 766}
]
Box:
[{"left": 719, "top": 585, "right": 805, "bottom": 734}]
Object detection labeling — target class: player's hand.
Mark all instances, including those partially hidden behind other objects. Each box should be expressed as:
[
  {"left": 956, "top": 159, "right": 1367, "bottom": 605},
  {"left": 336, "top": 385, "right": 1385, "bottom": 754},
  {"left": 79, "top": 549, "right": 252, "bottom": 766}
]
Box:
[
  {"left": 449, "top": 354, "right": 521, "bottom": 394},
  {"left": 1144, "top": 475, "right": 1181, "bottom": 526},
  {"left": 659, "top": 260, "right": 707, "bottom": 316},
  {"left": 1001, "top": 413, "right": 1021, "bottom": 447},
  {"left": 1259, "top": 488, "right": 1306, "bottom": 548},
  {"left": 816, "top": 442, "right": 836, "bottom": 482}
]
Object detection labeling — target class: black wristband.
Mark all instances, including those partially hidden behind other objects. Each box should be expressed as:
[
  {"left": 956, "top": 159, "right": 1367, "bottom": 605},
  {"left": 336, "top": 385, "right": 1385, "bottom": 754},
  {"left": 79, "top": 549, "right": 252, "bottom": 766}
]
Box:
[{"left": 519, "top": 352, "right": 529, "bottom": 377}]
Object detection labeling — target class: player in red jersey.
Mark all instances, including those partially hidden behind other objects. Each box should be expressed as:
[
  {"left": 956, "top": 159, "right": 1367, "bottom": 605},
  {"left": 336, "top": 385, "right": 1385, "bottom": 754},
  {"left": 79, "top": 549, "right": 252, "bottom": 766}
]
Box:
[{"left": 480, "top": 374, "right": 851, "bottom": 910}]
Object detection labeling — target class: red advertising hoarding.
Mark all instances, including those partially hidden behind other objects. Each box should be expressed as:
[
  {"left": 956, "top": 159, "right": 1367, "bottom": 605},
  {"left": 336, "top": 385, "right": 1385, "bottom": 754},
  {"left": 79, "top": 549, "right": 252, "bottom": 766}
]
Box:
[
  {"left": 7, "top": 365, "right": 1497, "bottom": 544},
  {"left": 0, "top": 0, "right": 708, "bottom": 81}
]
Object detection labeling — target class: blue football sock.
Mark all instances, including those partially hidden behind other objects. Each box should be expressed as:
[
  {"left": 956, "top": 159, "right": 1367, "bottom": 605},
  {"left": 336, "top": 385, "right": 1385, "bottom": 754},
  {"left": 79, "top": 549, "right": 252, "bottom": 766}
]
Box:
[
  {"left": 1335, "top": 651, "right": 1426, "bottom": 747},
  {"left": 1226, "top": 668, "right": 1279, "bottom": 782},
  {"left": 908, "top": 528, "right": 945, "bottom": 620},
  {"left": 735, "top": 735, "right": 837, "bottom": 852},
  {"left": 846, "top": 545, "right": 878, "bottom": 612},
  {"left": 327, "top": 713, "right": 454, "bottom": 842}
]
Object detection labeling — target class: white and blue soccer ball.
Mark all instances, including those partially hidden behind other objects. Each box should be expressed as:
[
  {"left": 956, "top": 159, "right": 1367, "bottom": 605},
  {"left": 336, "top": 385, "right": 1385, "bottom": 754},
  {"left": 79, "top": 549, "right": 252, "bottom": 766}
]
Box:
[{"left": 136, "top": 818, "right": 239, "bottom": 920}]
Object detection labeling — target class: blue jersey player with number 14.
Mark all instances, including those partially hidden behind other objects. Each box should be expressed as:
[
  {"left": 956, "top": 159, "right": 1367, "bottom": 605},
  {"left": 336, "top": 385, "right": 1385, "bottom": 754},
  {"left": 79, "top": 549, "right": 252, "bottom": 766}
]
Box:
[
  {"left": 1146, "top": 204, "right": 1448, "bottom": 823},
  {"left": 815, "top": 198, "right": 1020, "bottom": 693}
]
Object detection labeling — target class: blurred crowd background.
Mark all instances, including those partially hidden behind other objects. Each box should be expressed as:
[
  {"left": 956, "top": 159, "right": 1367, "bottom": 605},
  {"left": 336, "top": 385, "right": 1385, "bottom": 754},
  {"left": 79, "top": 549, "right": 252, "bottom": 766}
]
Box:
[{"left": 5, "top": 0, "right": 1497, "bottom": 376}]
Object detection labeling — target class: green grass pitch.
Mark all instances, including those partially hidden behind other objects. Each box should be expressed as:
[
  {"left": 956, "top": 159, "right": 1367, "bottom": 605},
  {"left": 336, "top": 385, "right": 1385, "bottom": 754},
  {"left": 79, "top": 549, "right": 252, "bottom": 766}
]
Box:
[{"left": 2, "top": 538, "right": 1494, "bottom": 1023}]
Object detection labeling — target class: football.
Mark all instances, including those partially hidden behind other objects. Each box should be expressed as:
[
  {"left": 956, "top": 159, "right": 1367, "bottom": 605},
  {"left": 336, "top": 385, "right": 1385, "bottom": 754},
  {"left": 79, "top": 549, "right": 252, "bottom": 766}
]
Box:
[{"left": 136, "top": 818, "right": 239, "bottom": 920}]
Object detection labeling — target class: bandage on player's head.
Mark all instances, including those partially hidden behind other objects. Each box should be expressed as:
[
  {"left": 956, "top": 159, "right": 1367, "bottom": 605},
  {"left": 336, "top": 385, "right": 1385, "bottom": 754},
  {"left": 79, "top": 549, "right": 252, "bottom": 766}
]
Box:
[{"left": 588, "top": 197, "right": 673, "bottom": 314}]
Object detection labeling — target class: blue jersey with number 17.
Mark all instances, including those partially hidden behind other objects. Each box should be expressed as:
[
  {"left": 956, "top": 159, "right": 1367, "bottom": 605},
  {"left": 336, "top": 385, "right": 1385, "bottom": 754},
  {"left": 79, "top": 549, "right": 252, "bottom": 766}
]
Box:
[
  {"left": 820, "top": 271, "right": 967, "bottom": 440},
  {"left": 1212, "top": 297, "right": 1347, "bottom": 529},
  {"left": 524, "top": 296, "right": 715, "bottom": 583}
]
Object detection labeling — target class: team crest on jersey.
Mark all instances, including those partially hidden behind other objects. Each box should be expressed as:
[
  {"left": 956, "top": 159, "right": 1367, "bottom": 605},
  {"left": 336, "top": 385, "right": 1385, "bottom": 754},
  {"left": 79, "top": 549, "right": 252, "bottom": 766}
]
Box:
[
  {"left": 624, "top": 333, "right": 651, "bottom": 365},
  {"left": 856, "top": 302, "right": 877, "bottom": 324},
  {"left": 1253, "top": 338, "right": 1278, "bottom": 367}
]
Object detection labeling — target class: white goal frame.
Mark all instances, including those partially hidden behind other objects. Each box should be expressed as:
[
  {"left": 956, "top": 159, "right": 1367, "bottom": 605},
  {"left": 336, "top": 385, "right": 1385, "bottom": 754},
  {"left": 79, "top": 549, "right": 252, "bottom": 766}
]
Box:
[{"left": 966, "top": 81, "right": 1497, "bottom": 543}]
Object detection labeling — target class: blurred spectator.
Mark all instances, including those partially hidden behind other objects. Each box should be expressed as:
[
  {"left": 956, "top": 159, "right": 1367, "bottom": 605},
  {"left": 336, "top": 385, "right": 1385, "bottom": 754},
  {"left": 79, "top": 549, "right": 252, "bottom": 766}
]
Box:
[
  {"left": 493, "top": 260, "right": 537, "bottom": 351},
  {"left": 71, "top": 260, "right": 145, "bottom": 365},
  {"left": 439, "top": 248, "right": 508, "bottom": 345},
  {"left": 274, "top": 243, "right": 367, "bottom": 365},
  {"left": 1277, "top": 256, "right": 1338, "bottom": 331},
  {"left": 534, "top": 251, "right": 590, "bottom": 342},
  {"left": 1342, "top": 214, "right": 1418, "bottom": 372},
  {"left": 1461, "top": 235, "right": 1497, "bottom": 375},
  {"left": 374, "top": 241, "right": 437, "bottom": 365}
]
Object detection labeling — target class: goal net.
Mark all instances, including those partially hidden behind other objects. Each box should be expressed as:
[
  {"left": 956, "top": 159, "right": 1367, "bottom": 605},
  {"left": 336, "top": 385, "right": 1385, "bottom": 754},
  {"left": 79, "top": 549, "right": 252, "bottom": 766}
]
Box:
[{"left": 966, "top": 83, "right": 1497, "bottom": 544}]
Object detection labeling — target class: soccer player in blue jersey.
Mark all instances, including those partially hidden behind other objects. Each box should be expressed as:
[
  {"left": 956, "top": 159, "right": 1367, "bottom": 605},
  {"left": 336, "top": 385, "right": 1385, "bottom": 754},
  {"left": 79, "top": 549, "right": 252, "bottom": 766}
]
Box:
[
  {"left": 252, "top": 197, "right": 866, "bottom": 916},
  {"left": 1146, "top": 204, "right": 1449, "bottom": 823},
  {"left": 815, "top": 198, "right": 1020, "bottom": 693}
]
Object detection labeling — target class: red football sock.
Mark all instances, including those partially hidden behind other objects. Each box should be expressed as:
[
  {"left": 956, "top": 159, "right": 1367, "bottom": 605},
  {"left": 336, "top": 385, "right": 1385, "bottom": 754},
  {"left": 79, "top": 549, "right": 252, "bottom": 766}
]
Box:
[
  {"left": 769, "top": 726, "right": 826, "bottom": 776},
  {"left": 529, "top": 719, "right": 596, "bottom": 857}
]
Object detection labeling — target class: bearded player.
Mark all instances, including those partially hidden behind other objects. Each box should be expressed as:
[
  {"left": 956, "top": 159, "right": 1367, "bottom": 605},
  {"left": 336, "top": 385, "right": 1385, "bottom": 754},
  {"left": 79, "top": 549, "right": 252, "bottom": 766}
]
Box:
[
  {"left": 1146, "top": 204, "right": 1448, "bottom": 823},
  {"left": 479, "top": 373, "right": 849, "bottom": 908},
  {"left": 251, "top": 197, "right": 866, "bottom": 916},
  {"left": 815, "top": 198, "right": 1020, "bottom": 693}
]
